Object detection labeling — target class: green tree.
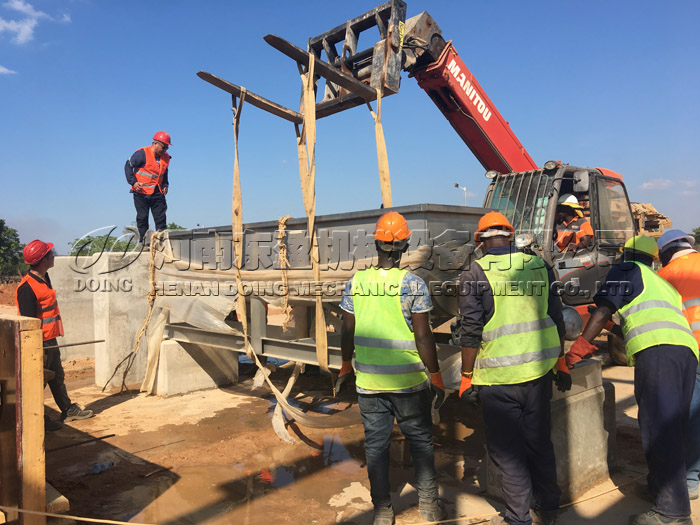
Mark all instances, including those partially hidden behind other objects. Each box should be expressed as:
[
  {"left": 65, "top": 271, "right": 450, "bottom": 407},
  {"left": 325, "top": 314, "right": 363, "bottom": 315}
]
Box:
[
  {"left": 69, "top": 226, "right": 140, "bottom": 256},
  {"left": 166, "top": 222, "right": 186, "bottom": 230},
  {"left": 0, "top": 219, "right": 28, "bottom": 276},
  {"left": 693, "top": 226, "right": 700, "bottom": 247}
]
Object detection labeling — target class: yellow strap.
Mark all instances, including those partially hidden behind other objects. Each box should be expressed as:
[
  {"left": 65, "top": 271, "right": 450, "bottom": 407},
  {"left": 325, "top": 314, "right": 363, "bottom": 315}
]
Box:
[
  {"left": 232, "top": 89, "right": 253, "bottom": 358},
  {"left": 367, "top": 88, "right": 393, "bottom": 208},
  {"left": 295, "top": 53, "right": 331, "bottom": 379}
]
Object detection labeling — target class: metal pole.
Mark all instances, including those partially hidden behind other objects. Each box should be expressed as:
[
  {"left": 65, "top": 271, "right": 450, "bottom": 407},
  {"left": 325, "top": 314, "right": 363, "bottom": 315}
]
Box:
[
  {"left": 42, "top": 339, "right": 105, "bottom": 350},
  {"left": 454, "top": 183, "right": 467, "bottom": 206}
]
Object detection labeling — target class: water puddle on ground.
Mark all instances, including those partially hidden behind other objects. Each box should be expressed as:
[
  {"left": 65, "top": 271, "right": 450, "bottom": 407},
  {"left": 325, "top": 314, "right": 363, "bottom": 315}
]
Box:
[{"left": 119, "top": 433, "right": 364, "bottom": 523}]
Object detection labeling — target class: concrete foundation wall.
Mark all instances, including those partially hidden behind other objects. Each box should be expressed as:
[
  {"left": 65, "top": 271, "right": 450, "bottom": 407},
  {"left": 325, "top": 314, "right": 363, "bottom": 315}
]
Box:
[
  {"left": 154, "top": 340, "right": 239, "bottom": 396},
  {"left": 51, "top": 253, "right": 151, "bottom": 387},
  {"left": 487, "top": 360, "right": 615, "bottom": 501},
  {"left": 93, "top": 253, "right": 150, "bottom": 388},
  {"left": 52, "top": 256, "right": 96, "bottom": 361}
]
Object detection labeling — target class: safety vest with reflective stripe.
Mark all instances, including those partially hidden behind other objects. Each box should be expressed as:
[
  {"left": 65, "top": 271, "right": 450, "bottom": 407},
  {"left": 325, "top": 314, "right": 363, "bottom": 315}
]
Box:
[
  {"left": 618, "top": 262, "right": 698, "bottom": 365},
  {"left": 555, "top": 217, "right": 593, "bottom": 251},
  {"left": 133, "top": 146, "right": 169, "bottom": 195},
  {"left": 658, "top": 252, "right": 700, "bottom": 346},
  {"left": 474, "top": 252, "right": 560, "bottom": 386},
  {"left": 15, "top": 274, "right": 64, "bottom": 341},
  {"left": 351, "top": 267, "right": 427, "bottom": 391}
]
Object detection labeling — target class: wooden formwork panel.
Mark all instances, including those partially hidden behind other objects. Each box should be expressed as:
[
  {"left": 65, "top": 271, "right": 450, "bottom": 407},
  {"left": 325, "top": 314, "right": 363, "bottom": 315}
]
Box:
[{"left": 0, "top": 314, "right": 45, "bottom": 525}]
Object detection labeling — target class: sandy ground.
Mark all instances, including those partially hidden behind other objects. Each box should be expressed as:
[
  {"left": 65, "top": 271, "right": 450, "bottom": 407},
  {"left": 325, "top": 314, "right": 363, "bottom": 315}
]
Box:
[
  {"left": 3, "top": 277, "right": 697, "bottom": 524},
  {"left": 37, "top": 355, "right": 700, "bottom": 525}
]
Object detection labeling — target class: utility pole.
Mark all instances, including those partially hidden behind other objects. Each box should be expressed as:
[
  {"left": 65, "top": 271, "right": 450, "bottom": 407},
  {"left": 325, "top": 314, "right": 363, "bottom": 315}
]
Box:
[{"left": 454, "top": 183, "right": 467, "bottom": 206}]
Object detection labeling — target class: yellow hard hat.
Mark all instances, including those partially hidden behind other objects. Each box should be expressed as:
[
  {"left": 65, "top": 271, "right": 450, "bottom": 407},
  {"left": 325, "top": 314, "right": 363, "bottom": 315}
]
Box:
[{"left": 621, "top": 235, "right": 659, "bottom": 261}]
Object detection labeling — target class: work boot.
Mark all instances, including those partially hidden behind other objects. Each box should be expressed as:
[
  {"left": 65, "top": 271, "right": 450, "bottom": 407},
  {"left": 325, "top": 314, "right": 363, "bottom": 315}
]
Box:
[
  {"left": 532, "top": 507, "right": 559, "bottom": 525},
  {"left": 44, "top": 415, "right": 62, "bottom": 432},
  {"left": 628, "top": 510, "right": 692, "bottom": 525},
  {"left": 419, "top": 499, "right": 446, "bottom": 522},
  {"left": 372, "top": 505, "right": 395, "bottom": 525},
  {"left": 489, "top": 515, "right": 507, "bottom": 524},
  {"left": 61, "top": 404, "right": 94, "bottom": 422}
]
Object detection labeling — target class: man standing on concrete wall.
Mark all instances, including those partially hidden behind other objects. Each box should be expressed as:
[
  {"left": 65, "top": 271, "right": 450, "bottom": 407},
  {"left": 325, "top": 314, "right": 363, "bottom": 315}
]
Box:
[
  {"left": 15, "top": 240, "right": 94, "bottom": 431},
  {"left": 125, "top": 131, "right": 172, "bottom": 244},
  {"left": 567, "top": 235, "right": 698, "bottom": 525},
  {"left": 339, "top": 211, "right": 446, "bottom": 525},
  {"left": 657, "top": 230, "right": 700, "bottom": 504},
  {"left": 459, "top": 211, "right": 569, "bottom": 525}
]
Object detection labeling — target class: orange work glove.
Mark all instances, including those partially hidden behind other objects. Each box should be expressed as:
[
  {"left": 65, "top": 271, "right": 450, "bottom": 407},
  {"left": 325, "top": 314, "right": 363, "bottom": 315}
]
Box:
[
  {"left": 429, "top": 371, "right": 445, "bottom": 410},
  {"left": 335, "top": 360, "right": 354, "bottom": 394},
  {"left": 459, "top": 374, "right": 479, "bottom": 405},
  {"left": 554, "top": 357, "right": 572, "bottom": 392},
  {"left": 565, "top": 336, "right": 598, "bottom": 368}
]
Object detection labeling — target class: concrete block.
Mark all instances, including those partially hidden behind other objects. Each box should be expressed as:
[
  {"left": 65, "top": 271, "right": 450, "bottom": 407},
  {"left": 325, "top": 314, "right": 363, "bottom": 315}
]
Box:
[
  {"left": 154, "top": 340, "right": 239, "bottom": 397},
  {"left": 92, "top": 253, "right": 151, "bottom": 388},
  {"left": 51, "top": 256, "right": 97, "bottom": 361},
  {"left": 487, "top": 361, "right": 614, "bottom": 502}
]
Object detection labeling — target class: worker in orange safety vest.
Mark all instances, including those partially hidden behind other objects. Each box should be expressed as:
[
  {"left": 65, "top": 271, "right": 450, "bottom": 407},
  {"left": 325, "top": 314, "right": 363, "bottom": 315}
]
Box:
[
  {"left": 554, "top": 194, "right": 594, "bottom": 253},
  {"left": 124, "top": 131, "right": 172, "bottom": 243},
  {"left": 16, "top": 240, "right": 94, "bottom": 431},
  {"left": 658, "top": 230, "right": 700, "bottom": 502}
]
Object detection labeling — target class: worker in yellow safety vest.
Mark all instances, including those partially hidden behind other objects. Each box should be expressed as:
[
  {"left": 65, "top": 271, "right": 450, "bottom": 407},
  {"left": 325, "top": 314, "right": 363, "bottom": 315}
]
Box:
[
  {"left": 657, "top": 230, "right": 700, "bottom": 503},
  {"left": 338, "top": 211, "right": 446, "bottom": 525},
  {"left": 567, "top": 235, "right": 698, "bottom": 525},
  {"left": 459, "top": 211, "right": 570, "bottom": 525}
]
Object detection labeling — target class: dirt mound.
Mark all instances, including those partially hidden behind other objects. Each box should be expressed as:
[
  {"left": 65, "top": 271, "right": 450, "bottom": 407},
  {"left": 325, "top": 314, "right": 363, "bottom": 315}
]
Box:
[{"left": 0, "top": 283, "right": 18, "bottom": 306}]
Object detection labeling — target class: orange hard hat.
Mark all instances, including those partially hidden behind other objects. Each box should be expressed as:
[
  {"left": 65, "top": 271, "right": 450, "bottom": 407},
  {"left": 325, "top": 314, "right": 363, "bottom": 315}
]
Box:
[
  {"left": 152, "top": 131, "right": 172, "bottom": 146},
  {"left": 374, "top": 211, "right": 412, "bottom": 243},
  {"left": 475, "top": 211, "right": 514, "bottom": 241},
  {"left": 23, "top": 239, "right": 54, "bottom": 265}
]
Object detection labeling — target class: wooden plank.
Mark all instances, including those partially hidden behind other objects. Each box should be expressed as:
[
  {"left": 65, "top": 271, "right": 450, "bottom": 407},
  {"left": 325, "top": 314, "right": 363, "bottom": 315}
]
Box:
[
  {"left": 0, "top": 315, "right": 40, "bottom": 333},
  {"left": 18, "top": 327, "right": 45, "bottom": 525},
  {"left": 0, "top": 320, "right": 19, "bottom": 523},
  {"left": 197, "top": 71, "right": 303, "bottom": 124},
  {"left": 45, "top": 482, "right": 69, "bottom": 514},
  {"left": 264, "top": 34, "right": 378, "bottom": 102}
]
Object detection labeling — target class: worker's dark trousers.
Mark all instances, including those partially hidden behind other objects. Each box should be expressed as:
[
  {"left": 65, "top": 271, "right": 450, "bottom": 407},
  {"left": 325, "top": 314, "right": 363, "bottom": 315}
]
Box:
[
  {"left": 358, "top": 388, "right": 439, "bottom": 510},
  {"left": 133, "top": 192, "right": 167, "bottom": 242},
  {"left": 635, "top": 345, "right": 697, "bottom": 519},
  {"left": 479, "top": 372, "right": 560, "bottom": 525},
  {"left": 685, "top": 372, "right": 700, "bottom": 496},
  {"left": 44, "top": 339, "right": 72, "bottom": 414}
]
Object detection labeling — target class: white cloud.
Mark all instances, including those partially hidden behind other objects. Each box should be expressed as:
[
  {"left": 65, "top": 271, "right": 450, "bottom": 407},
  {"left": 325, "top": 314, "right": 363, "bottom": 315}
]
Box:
[
  {"left": 641, "top": 178, "right": 673, "bottom": 191},
  {"left": 0, "top": 0, "right": 69, "bottom": 45},
  {"left": 4, "top": 0, "right": 50, "bottom": 19},
  {"left": 0, "top": 64, "right": 16, "bottom": 74},
  {"left": 680, "top": 180, "right": 698, "bottom": 189}
]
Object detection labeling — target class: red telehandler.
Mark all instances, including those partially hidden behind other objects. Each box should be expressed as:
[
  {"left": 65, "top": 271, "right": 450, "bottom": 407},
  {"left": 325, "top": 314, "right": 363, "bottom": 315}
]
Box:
[
  {"left": 198, "top": 0, "right": 635, "bottom": 362},
  {"left": 296, "top": 1, "right": 636, "bottom": 326}
]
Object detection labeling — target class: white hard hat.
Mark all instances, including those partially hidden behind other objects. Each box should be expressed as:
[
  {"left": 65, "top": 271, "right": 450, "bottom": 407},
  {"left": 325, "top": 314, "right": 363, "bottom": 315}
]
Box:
[{"left": 557, "top": 194, "right": 582, "bottom": 208}]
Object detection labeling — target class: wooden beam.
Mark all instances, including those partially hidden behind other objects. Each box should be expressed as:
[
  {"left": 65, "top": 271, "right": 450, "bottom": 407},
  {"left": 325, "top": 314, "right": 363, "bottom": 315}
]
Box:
[
  {"left": 197, "top": 72, "right": 303, "bottom": 125},
  {"left": 18, "top": 324, "right": 45, "bottom": 525},
  {"left": 264, "top": 34, "right": 378, "bottom": 102}
]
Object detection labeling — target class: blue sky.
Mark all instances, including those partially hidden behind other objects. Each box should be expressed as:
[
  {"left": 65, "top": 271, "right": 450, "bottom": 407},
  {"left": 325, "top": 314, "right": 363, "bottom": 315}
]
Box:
[{"left": 1, "top": 0, "right": 698, "bottom": 254}]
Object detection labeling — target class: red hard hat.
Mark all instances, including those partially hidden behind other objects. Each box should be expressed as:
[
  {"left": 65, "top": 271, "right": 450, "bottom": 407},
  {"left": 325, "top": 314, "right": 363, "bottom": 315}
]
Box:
[
  {"left": 152, "top": 131, "right": 172, "bottom": 146},
  {"left": 23, "top": 240, "right": 54, "bottom": 265}
]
